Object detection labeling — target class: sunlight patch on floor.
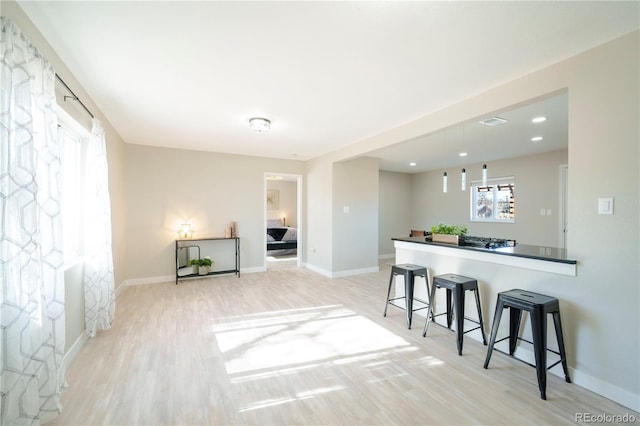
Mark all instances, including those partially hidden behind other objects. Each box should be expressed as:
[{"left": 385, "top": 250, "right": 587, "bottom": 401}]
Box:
[
  {"left": 213, "top": 305, "right": 412, "bottom": 375},
  {"left": 238, "top": 385, "right": 345, "bottom": 413}
]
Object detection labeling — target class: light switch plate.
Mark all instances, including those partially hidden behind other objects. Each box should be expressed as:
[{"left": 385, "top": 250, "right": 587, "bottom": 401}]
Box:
[{"left": 598, "top": 197, "right": 614, "bottom": 215}]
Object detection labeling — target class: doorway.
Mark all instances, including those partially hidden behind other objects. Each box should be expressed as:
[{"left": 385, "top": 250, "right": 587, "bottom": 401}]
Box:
[{"left": 264, "top": 173, "right": 302, "bottom": 269}]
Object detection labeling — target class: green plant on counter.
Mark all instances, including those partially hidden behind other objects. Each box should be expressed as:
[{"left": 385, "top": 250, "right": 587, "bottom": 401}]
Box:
[
  {"left": 189, "top": 259, "right": 200, "bottom": 266},
  {"left": 431, "top": 223, "right": 468, "bottom": 236}
]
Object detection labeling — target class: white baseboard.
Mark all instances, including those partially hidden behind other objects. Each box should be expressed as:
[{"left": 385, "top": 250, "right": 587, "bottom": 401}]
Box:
[
  {"left": 115, "top": 282, "right": 127, "bottom": 298},
  {"left": 124, "top": 269, "right": 263, "bottom": 287},
  {"left": 63, "top": 331, "right": 88, "bottom": 370},
  {"left": 570, "top": 367, "right": 639, "bottom": 412},
  {"left": 302, "top": 262, "right": 332, "bottom": 278},
  {"left": 124, "top": 275, "right": 175, "bottom": 286},
  {"left": 302, "top": 263, "right": 380, "bottom": 279},
  {"left": 332, "top": 266, "right": 379, "bottom": 278}
]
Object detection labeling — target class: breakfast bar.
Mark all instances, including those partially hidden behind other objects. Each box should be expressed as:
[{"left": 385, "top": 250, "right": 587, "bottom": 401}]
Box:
[
  {"left": 390, "top": 236, "right": 578, "bottom": 375},
  {"left": 392, "top": 236, "right": 577, "bottom": 277}
]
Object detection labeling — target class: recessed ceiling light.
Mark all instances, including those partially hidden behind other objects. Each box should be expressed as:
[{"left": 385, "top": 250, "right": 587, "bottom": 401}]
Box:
[
  {"left": 409, "top": 162, "right": 416, "bottom": 167},
  {"left": 459, "top": 152, "right": 468, "bottom": 157},
  {"left": 532, "top": 116, "right": 547, "bottom": 123},
  {"left": 531, "top": 136, "right": 543, "bottom": 142}
]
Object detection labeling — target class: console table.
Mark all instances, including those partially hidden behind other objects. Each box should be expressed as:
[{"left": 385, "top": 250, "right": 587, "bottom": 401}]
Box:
[{"left": 175, "top": 237, "right": 240, "bottom": 284}]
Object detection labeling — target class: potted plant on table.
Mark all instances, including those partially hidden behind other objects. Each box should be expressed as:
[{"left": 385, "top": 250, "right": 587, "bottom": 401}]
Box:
[
  {"left": 198, "top": 257, "right": 213, "bottom": 275},
  {"left": 430, "top": 223, "right": 468, "bottom": 245},
  {"left": 188, "top": 258, "right": 200, "bottom": 275}
]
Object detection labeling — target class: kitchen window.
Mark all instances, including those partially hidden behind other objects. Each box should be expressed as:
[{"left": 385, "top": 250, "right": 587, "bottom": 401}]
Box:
[{"left": 470, "top": 177, "right": 515, "bottom": 223}]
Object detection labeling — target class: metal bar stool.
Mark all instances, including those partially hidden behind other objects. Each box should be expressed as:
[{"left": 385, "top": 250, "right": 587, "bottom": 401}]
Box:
[
  {"left": 383, "top": 264, "right": 431, "bottom": 329},
  {"left": 422, "top": 274, "right": 486, "bottom": 355},
  {"left": 483, "top": 289, "right": 571, "bottom": 400}
]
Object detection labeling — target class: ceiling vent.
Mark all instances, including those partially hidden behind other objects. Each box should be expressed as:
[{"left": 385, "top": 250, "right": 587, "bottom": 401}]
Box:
[{"left": 480, "top": 116, "right": 508, "bottom": 126}]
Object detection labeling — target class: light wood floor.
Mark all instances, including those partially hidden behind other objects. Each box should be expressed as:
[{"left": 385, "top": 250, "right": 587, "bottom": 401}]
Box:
[{"left": 50, "top": 262, "right": 636, "bottom": 425}]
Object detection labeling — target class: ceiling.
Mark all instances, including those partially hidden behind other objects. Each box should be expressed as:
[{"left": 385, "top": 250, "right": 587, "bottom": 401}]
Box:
[
  {"left": 17, "top": 1, "right": 639, "bottom": 167},
  {"left": 370, "top": 91, "right": 568, "bottom": 173}
]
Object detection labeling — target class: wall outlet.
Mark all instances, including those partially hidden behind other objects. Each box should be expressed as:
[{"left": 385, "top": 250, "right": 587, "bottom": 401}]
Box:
[{"left": 539, "top": 208, "right": 546, "bottom": 216}]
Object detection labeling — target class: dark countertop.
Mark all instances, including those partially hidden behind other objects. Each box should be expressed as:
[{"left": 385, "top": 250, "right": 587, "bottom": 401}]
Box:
[{"left": 392, "top": 236, "right": 577, "bottom": 265}]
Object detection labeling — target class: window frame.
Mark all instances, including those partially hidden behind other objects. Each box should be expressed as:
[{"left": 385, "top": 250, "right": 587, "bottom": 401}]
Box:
[
  {"left": 58, "top": 108, "right": 89, "bottom": 267},
  {"left": 469, "top": 176, "right": 515, "bottom": 223}
]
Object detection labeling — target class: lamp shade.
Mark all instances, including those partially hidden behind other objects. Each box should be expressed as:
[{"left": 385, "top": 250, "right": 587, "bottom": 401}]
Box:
[{"left": 178, "top": 223, "right": 193, "bottom": 239}]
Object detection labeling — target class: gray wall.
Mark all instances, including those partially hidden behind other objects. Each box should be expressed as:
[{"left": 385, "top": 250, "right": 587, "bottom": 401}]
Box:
[
  {"left": 378, "top": 171, "right": 412, "bottom": 256},
  {"left": 332, "top": 157, "right": 380, "bottom": 274}
]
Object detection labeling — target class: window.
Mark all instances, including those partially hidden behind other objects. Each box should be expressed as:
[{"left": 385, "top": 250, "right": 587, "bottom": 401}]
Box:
[
  {"left": 470, "top": 177, "right": 515, "bottom": 223},
  {"left": 59, "top": 111, "right": 88, "bottom": 264}
]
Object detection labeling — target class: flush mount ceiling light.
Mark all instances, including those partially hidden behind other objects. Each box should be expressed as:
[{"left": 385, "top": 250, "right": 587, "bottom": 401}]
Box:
[
  {"left": 409, "top": 162, "right": 416, "bottom": 167},
  {"left": 249, "top": 117, "right": 271, "bottom": 132},
  {"left": 531, "top": 136, "right": 543, "bottom": 142},
  {"left": 480, "top": 116, "right": 508, "bottom": 126},
  {"left": 532, "top": 116, "right": 547, "bottom": 123}
]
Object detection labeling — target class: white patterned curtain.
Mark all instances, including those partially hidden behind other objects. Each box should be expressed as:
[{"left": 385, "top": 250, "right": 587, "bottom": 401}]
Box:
[
  {"left": 0, "top": 17, "right": 65, "bottom": 425},
  {"left": 83, "top": 118, "right": 115, "bottom": 337}
]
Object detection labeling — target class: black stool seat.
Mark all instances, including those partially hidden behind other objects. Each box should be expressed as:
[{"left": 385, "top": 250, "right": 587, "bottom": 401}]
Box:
[
  {"left": 422, "top": 274, "right": 486, "bottom": 355},
  {"left": 483, "top": 289, "right": 571, "bottom": 400},
  {"left": 383, "top": 264, "right": 430, "bottom": 329}
]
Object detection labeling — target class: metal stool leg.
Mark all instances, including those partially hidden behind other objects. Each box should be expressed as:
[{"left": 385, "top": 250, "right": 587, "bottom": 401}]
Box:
[
  {"left": 453, "top": 284, "right": 465, "bottom": 355},
  {"left": 552, "top": 311, "right": 572, "bottom": 383},
  {"left": 484, "top": 299, "right": 505, "bottom": 369},
  {"left": 404, "top": 270, "right": 416, "bottom": 329},
  {"left": 509, "top": 307, "right": 523, "bottom": 355},
  {"left": 474, "top": 289, "right": 487, "bottom": 345},
  {"left": 422, "top": 277, "right": 437, "bottom": 337},
  {"left": 383, "top": 271, "right": 395, "bottom": 317},
  {"left": 531, "top": 308, "right": 548, "bottom": 400}
]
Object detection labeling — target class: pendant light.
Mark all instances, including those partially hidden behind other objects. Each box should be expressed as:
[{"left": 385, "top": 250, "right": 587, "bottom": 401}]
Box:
[
  {"left": 481, "top": 123, "right": 488, "bottom": 186},
  {"left": 461, "top": 168, "right": 466, "bottom": 191},
  {"left": 442, "top": 131, "right": 448, "bottom": 193},
  {"left": 460, "top": 126, "right": 467, "bottom": 191}
]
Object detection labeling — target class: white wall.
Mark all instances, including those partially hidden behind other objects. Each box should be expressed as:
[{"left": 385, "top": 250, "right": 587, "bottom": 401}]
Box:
[
  {"left": 411, "top": 149, "right": 568, "bottom": 246},
  {"left": 332, "top": 157, "right": 380, "bottom": 275},
  {"left": 124, "top": 144, "right": 304, "bottom": 280},
  {"left": 303, "top": 156, "right": 333, "bottom": 275},
  {"left": 379, "top": 171, "right": 412, "bottom": 256},
  {"left": 318, "top": 32, "right": 639, "bottom": 410}
]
